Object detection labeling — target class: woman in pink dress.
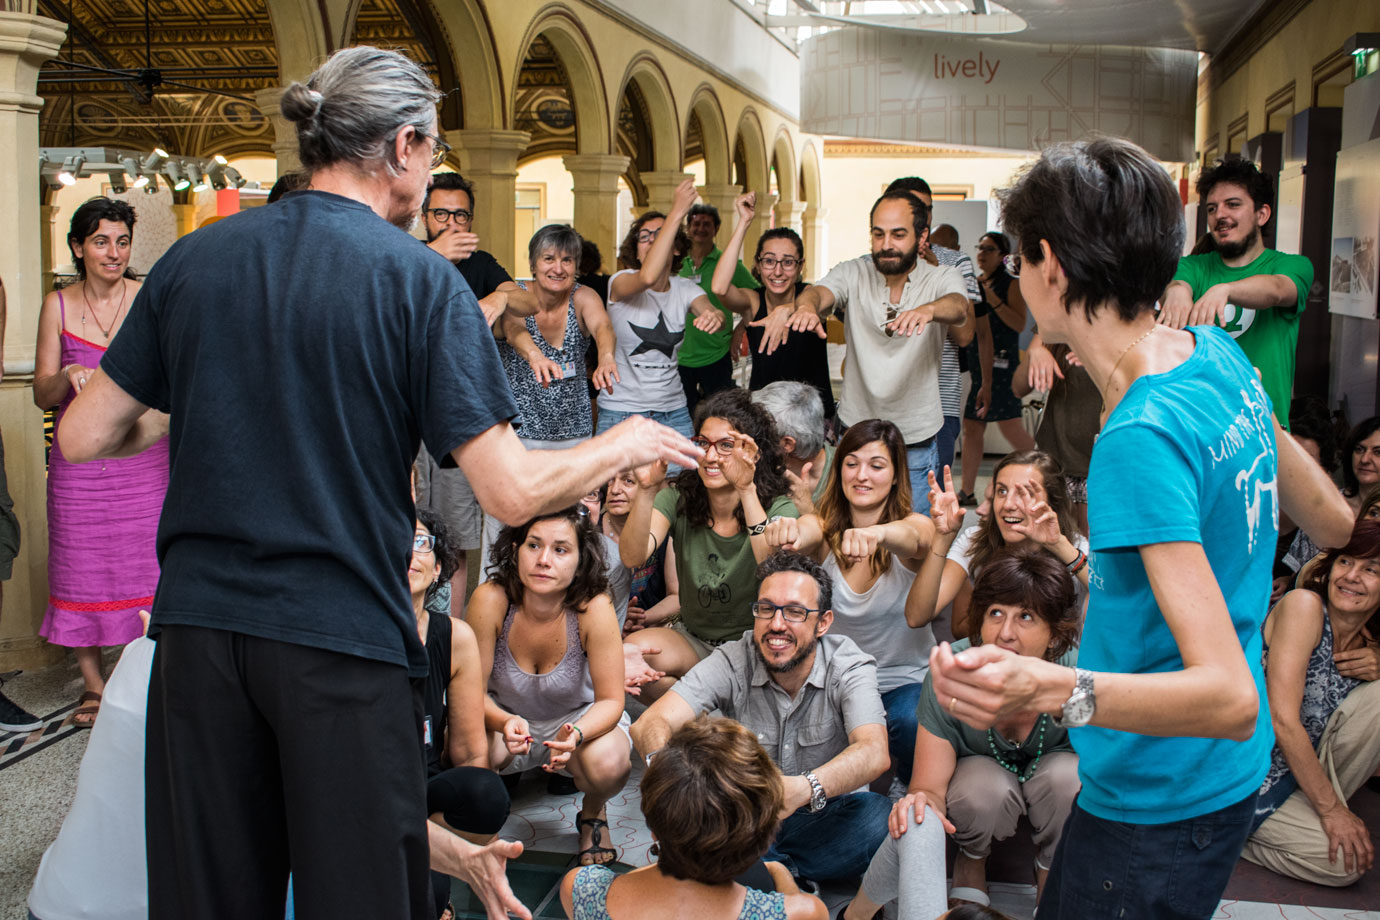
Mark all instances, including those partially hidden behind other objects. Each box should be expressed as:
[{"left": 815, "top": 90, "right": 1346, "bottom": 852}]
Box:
[{"left": 32, "top": 197, "right": 168, "bottom": 727}]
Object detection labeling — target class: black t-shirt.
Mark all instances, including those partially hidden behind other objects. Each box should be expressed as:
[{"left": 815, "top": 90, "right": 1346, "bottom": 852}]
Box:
[
  {"left": 744, "top": 281, "right": 836, "bottom": 418},
  {"left": 458, "top": 249, "right": 513, "bottom": 301},
  {"left": 102, "top": 190, "right": 517, "bottom": 677}
]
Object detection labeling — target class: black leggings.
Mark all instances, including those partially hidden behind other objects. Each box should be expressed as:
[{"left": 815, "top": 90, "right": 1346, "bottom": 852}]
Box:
[{"left": 426, "top": 766, "right": 512, "bottom": 918}]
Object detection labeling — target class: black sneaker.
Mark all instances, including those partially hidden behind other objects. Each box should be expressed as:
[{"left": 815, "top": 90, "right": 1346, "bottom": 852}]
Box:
[{"left": 0, "top": 687, "right": 43, "bottom": 733}]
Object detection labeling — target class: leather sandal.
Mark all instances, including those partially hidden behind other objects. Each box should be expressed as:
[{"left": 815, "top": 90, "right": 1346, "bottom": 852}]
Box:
[
  {"left": 72, "top": 690, "right": 101, "bottom": 729},
  {"left": 575, "top": 812, "right": 618, "bottom": 866}
]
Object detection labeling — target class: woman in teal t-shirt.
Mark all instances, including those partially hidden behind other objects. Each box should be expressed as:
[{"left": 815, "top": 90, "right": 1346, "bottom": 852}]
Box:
[{"left": 619, "top": 388, "right": 797, "bottom": 702}]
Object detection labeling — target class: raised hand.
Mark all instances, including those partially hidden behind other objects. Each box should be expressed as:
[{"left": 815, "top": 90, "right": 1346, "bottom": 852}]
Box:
[
  {"left": 787, "top": 308, "right": 827, "bottom": 339},
  {"left": 783, "top": 460, "right": 818, "bottom": 514},
  {"left": 604, "top": 415, "right": 699, "bottom": 473},
  {"left": 542, "top": 722, "right": 579, "bottom": 772},
  {"left": 624, "top": 643, "right": 665, "bottom": 694},
  {"left": 734, "top": 191, "right": 756, "bottom": 224},
  {"left": 670, "top": 177, "right": 699, "bottom": 218},
  {"left": 720, "top": 432, "right": 760, "bottom": 492},
  {"left": 1027, "top": 341, "right": 1064, "bottom": 392},
  {"left": 749, "top": 305, "right": 800, "bottom": 355},
  {"left": 1008, "top": 480, "right": 1061, "bottom": 547},
  {"left": 927, "top": 466, "right": 965, "bottom": 536},
  {"left": 764, "top": 517, "right": 802, "bottom": 550},
  {"left": 633, "top": 458, "right": 668, "bottom": 490},
  {"left": 428, "top": 225, "right": 481, "bottom": 264},
  {"left": 840, "top": 526, "right": 883, "bottom": 564}
]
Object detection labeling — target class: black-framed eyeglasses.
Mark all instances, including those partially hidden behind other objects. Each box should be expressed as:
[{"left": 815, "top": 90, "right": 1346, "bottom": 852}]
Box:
[
  {"left": 412, "top": 533, "right": 436, "bottom": 554},
  {"left": 758, "top": 256, "right": 801, "bottom": 270},
  {"left": 427, "top": 207, "right": 472, "bottom": 224},
  {"left": 691, "top": 435, "right": 737, "bottom": 457},
  {"left": 880, "top": 304, "right": 898, "bottom": 337},
  {"left": 636, "top": 228, "right": 660, "bottom": 244},
  {"left": 415, "top": 128, "right": 452, "bottom": 169},
  {"left": 750, "top": 601, "right": 819, "bottom": 623},
  {"left": 1004, "top": 254, "right": 1021, "bottom": 278}
]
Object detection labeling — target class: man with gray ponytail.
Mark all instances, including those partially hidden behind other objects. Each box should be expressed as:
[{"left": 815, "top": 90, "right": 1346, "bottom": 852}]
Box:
[{"left": 58, "top": 45, "right": 701, "bottom": 920}]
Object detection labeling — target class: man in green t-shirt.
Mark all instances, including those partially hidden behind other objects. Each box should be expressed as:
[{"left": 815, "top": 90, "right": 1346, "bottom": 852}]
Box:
[
  {"left": 1160, "top": 158, "right": 1313, "bottom": 426},
  {"left": 678, "top": 202, "right": 758, "bottom": 413}
]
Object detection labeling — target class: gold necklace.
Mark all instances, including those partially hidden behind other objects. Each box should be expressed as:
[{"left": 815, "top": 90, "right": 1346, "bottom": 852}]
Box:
[{"left": 1099, "top": 325, "right": 1156, "bottom": 418}]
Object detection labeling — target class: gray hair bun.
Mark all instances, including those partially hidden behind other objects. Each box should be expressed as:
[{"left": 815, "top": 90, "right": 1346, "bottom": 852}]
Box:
[{"left": 281, "top": 83, "right": 325, "bottom": 124}]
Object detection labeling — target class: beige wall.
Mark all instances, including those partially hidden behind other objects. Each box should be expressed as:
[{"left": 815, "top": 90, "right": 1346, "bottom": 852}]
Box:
[{"left": 1195, "top": 0, "right": 1380, "bottom": 162}]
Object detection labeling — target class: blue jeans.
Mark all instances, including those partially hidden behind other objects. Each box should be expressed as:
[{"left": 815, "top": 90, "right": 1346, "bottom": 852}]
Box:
[
  {"left": 935, "top": 415, "right": 961, "bottom": 474},
  {"left": 766, "top": 791, "right": 891, "bottom": 882},
  {"left": 906, "top": 440, "right": 939, "bottom": 515},
  {"left": 595, "top": 405, "right": 694, "bottom": 440},
  {"left": 882, "top": 682, "right": 923, "bottom": 784},
  {"left": 1038, "top": 792, "right": 1257, "bottom": 920}
]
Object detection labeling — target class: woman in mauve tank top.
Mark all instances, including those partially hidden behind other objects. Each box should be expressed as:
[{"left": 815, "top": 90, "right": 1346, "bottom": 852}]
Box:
[{"left": 466, "top": 506, "right": 631, "bottom": 867}]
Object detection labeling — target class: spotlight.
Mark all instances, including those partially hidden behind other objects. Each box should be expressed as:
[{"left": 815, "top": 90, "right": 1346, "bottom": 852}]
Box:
[
  {"left": 109, "top": 170, "right": 128, "bottom": 193},
  {"left": 224, "top": 166, "right": 246, "bottom": 189},
  {"left": 191, "top": 170, "right": 210, "bottom": 192},
  {"left": 143, "top": 148, "right": 168, "bottom": 171},
  {"left": 121, "top": 156, "right": 149, "bottom": 188},
  {"left": 166, "top": 160, "right": 190, "bottom": 191},
  {"left": 57, "top": 154, "right": 84, "bottom": 186},
  {"left": 143, "top": 173, "right": 160, "bottom": 193}
]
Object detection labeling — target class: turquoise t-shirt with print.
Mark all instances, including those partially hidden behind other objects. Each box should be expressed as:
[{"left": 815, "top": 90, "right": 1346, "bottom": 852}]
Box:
[{"left": 1077, "top": 325, "right": 1277, "bottom": 825}]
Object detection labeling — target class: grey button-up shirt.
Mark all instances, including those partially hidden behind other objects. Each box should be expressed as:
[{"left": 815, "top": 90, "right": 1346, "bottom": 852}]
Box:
[{"left": 671, "top": 632, "right": 886, "bottom": 776}]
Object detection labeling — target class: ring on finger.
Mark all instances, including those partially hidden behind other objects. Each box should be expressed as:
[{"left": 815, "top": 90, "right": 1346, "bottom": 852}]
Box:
[{"left": 949, "top": 696, "right": 959, "bottom": 715}]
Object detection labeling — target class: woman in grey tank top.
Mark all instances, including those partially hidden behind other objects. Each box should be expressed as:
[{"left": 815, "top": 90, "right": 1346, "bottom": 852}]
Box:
[{"left": 467, "top": 507, "right": 632, "bottom": 867}]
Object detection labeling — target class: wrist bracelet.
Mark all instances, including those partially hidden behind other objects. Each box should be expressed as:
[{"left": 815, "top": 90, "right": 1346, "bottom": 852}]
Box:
[
  {"left": 570, "top": 723, "right": 584, "bottom": 746},
  {"left": 1066, "top": 549, "right": 1087, "bottom": 574},
  {"left": 747, "top": 520, "right": 768, "bottom": 536}
]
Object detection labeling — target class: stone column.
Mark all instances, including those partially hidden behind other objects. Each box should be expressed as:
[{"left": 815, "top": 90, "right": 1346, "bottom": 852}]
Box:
[
  {"left": 640, "top": 170, "right": 693, "bottom": 215},
  {"left": 450, "top": 129, "right": 529, "bottom": 277},
  {"left": 564, "top": 154, "right": 631, "bottom": 272},
  {"left": 773, "top": 199, "right": 806, "bottom": 235},
  {"left": 39, "top": 202, "right": 58, "bottom": 295},
  {"left": 253, "top": 87, "right": 301, "bottom": 175},
  {"left": 801, "top": 206, "right": 830, "bottom": 283},
  {"left": 0, "top": 12, "right": 68, "bottom": 670},
  {"left": 172, "top": 203, "right": 198, "bottom": 238}
]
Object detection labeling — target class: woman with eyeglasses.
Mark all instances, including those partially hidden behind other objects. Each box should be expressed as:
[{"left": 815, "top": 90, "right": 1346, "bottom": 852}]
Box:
[
  {"left": 409, "top": 512, "right": 511, "bottom": 919},
  {"left": 711, "top": 192, "right": 835, "bottom": 420},
  {"left": 957, "top": 232, "right": 1035, "bottom": 506},
  {"left": 466, "top": 507, "right": 630, "bottom": 866},
  {"left": 763, "top": 418, "right": 936, "bottom": 783},
  {"left": 597, "top": 178, "right": 732, "bottom": 440},
  {"left": 620, "top": 387, "right": 798, "bottom": 702}
]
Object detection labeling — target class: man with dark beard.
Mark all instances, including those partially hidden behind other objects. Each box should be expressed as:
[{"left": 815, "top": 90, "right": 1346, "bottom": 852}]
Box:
[
  {"left": 630, "top": 550, "right": 890, "bottom": 885},
  {"left": 1159, "top": 157, "right": 1313, "bottom": 427},
  {"left": 772, "top": 191, "right": 968, "bottom": 513}
]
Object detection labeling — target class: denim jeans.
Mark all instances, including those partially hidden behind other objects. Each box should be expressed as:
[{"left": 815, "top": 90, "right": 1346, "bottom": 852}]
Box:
[
  {"left": 882, "top": 682, "right": 924, "bottom": 784},
  {"left": 766, "top": 790, "right": 891, "bottom": 882},
  {"left": 906, "top": 440, "right": 939, "bottom": 515},
  {"left": 935, "top": 415, "right": 961, "bottom": 474},
  {"left": 1038, "top": 792, "right": 1257, "bottom": 920},
  {"left": 595, "top": 405, "right": 694, "bottom": 440}
]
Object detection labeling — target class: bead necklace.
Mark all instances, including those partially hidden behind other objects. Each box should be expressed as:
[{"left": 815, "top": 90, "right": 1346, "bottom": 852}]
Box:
[
  {"left": 81, "top": 278, "right": 127, "bottom": 341},
  {"left": 1099, "top": 324, "right": 1155, "bottom": 419},
  {"left": 987, "top": 713, "right": 1047, "bottom": 784}
]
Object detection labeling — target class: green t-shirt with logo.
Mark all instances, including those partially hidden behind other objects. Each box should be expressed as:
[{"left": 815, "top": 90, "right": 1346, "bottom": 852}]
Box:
[
  {"left": 652, "top": 485, "right": 798, "bottom": 642},
  {"left": 678, "top": 246, "right": 757, "bottom": 368},
  {"left": 1171, "top": 249, "right": 1312, "bottom": 428}
]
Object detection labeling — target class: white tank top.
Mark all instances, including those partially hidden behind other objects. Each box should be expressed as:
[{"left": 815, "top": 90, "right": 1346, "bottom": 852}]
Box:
[{"left": 822, "top": 552, "right": 934, "bottom": 692}]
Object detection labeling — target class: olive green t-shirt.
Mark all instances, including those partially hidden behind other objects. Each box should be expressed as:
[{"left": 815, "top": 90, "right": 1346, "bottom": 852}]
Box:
[
  {"left": 678, "top": 247, "right": 757, "bottom": 368},
  {"left": 1171, "top": 249, "right": 1313, "bottom": 428},
  {"left": 917, "top": 638, "right": 1078, "bottom": 760},
  {"left": 652, "top": 485, "right": 799, "bottom": 642}
]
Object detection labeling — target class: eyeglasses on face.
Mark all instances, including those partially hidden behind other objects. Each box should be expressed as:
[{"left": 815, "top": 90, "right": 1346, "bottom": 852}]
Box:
[
  {"left": 750, "top": 601, "right": 819, "bottom": 623},
  {"left": 413, "top": 533, "right": 436, "bottom": 554},
  {"left": 635, "top": 228, "right": 661, "bottom": 244},
  {"left": 427, "top": 207, "right": 472, "bottom": 224},
  {"left": 691, "top": 435, "right": 738, "bottom": 457},
  {"left": 758, "top": 256, "right": 801, "bottom": 270},
  {"left": 415, "top": 128, "right": 452, "bottom": 169}
]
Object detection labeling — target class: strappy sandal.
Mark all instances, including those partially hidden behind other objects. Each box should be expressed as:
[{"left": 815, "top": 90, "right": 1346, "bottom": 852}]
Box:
[
  {"left": 72, "top": 690, "right": 101, "bottom": 729},
  {"left": 575, "top": 812, "right": 618, "bottom": 866}
]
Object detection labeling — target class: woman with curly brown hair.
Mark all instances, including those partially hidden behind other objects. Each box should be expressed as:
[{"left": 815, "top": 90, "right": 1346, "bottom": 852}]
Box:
[
  {"left": 560, "top": 715, "right": 827, "bottom": 920},
  {"left": 466, "top": 506, "right": 630, "bottom": 866},
  {"left": 620, "top": 387, "right": 798, "bottom": 701}
]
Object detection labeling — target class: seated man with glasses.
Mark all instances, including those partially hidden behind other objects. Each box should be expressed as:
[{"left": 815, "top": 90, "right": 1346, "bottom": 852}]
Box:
[{"left": 630, "top": 550, "right": 891, "bottom": 886}]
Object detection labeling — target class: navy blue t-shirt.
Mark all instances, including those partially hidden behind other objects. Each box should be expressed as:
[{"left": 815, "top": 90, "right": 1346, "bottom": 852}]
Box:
[{"left": 102, "top": 190, "right": 517, "bottom": 677}]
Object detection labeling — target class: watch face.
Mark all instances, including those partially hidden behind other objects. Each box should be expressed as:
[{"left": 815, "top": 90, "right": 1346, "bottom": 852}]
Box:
[{"left": 1063, "top": 694, "right": 1095, "bottom": 727}]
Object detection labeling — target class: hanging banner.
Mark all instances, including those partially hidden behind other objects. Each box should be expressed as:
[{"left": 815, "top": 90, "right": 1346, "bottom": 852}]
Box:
[{"left": 800, "top": 29, "right": 1197, "bottom": 163}]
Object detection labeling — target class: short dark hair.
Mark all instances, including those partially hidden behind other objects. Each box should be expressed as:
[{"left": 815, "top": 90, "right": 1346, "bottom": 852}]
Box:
[
  {"left": 886, "top": 176, "right": 933, "bottom": 200},
  {"left": 756, "top": 549, "right": 833, "bottom": 615},
  {"left": 687, "top": 202, "right": 721, "bottom": 230},
  {"left": 1289, "top": 396, "right": 1338, "bottom": 474},
  {"left": 869, "top": 190, "right": 929, "bottom": 238},
  {"left": 527, "top": 224, "right": 582, "bottom": 268},
  {"left": 640, "top": 716, "right": 783, "bottom": 884},
  {"left": 942, "top": 906, "right": 1016, "bottom": 920},
  {"left": 267, "top": 170, "right": 309, "bottom": 203},
  {"left": 416, "top": 510, "right": 461, "bottom": 594},
  {"left": 1197, "top": 156, "right": 1274, "bottom": 214},
  {"left": 1343, "top": 416, "right": 1380, "bottom": 497},
  {"left": 488, "top": 508, "right": 609, "bottom": 611},
  {"left": 68, "top": 197, "right": 137, "bottom": 279},
  {"left": 618, "top": 211, "right": 691, "bottom": 275},
  {"left": 425, "top": 171, "right": 474, "bottom": 212},
  {"left": 579, "top": 239, "right": 602, "bottom": 276},
  {"left": 996, "top": 137, "right": 1183, "bottom": 323},
  {"left": 979, "top": 231, "right": 1012, "bottom": 257},
  {"left": 969, "top": 553, "right": 1080, "bottom": 660}
]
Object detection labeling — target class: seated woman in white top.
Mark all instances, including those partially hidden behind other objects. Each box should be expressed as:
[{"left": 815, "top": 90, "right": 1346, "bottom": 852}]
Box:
[
  {"left": 907, "top": 450, "right": 1089, "bottom": 640},
  {"left": 764, "top": 418, "right": 935, "bottom": 782},
  {"left": 597, "top": 178, "right": 730, "bottom": 440}
]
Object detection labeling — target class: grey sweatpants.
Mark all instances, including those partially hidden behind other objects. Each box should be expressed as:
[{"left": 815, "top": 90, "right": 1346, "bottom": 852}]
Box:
[{"left": 859, "top": 805, "right": 949, "bottom": 920}]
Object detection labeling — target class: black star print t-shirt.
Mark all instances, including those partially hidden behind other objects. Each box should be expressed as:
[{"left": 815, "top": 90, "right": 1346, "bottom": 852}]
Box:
[{"left": 601, "top": 269, "right": 703, "bottom": 413}]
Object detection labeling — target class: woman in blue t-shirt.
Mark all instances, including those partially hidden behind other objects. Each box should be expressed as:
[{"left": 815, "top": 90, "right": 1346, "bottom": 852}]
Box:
[{"left": 928, "top": 137, "right": 1354, "bottom": 919}]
